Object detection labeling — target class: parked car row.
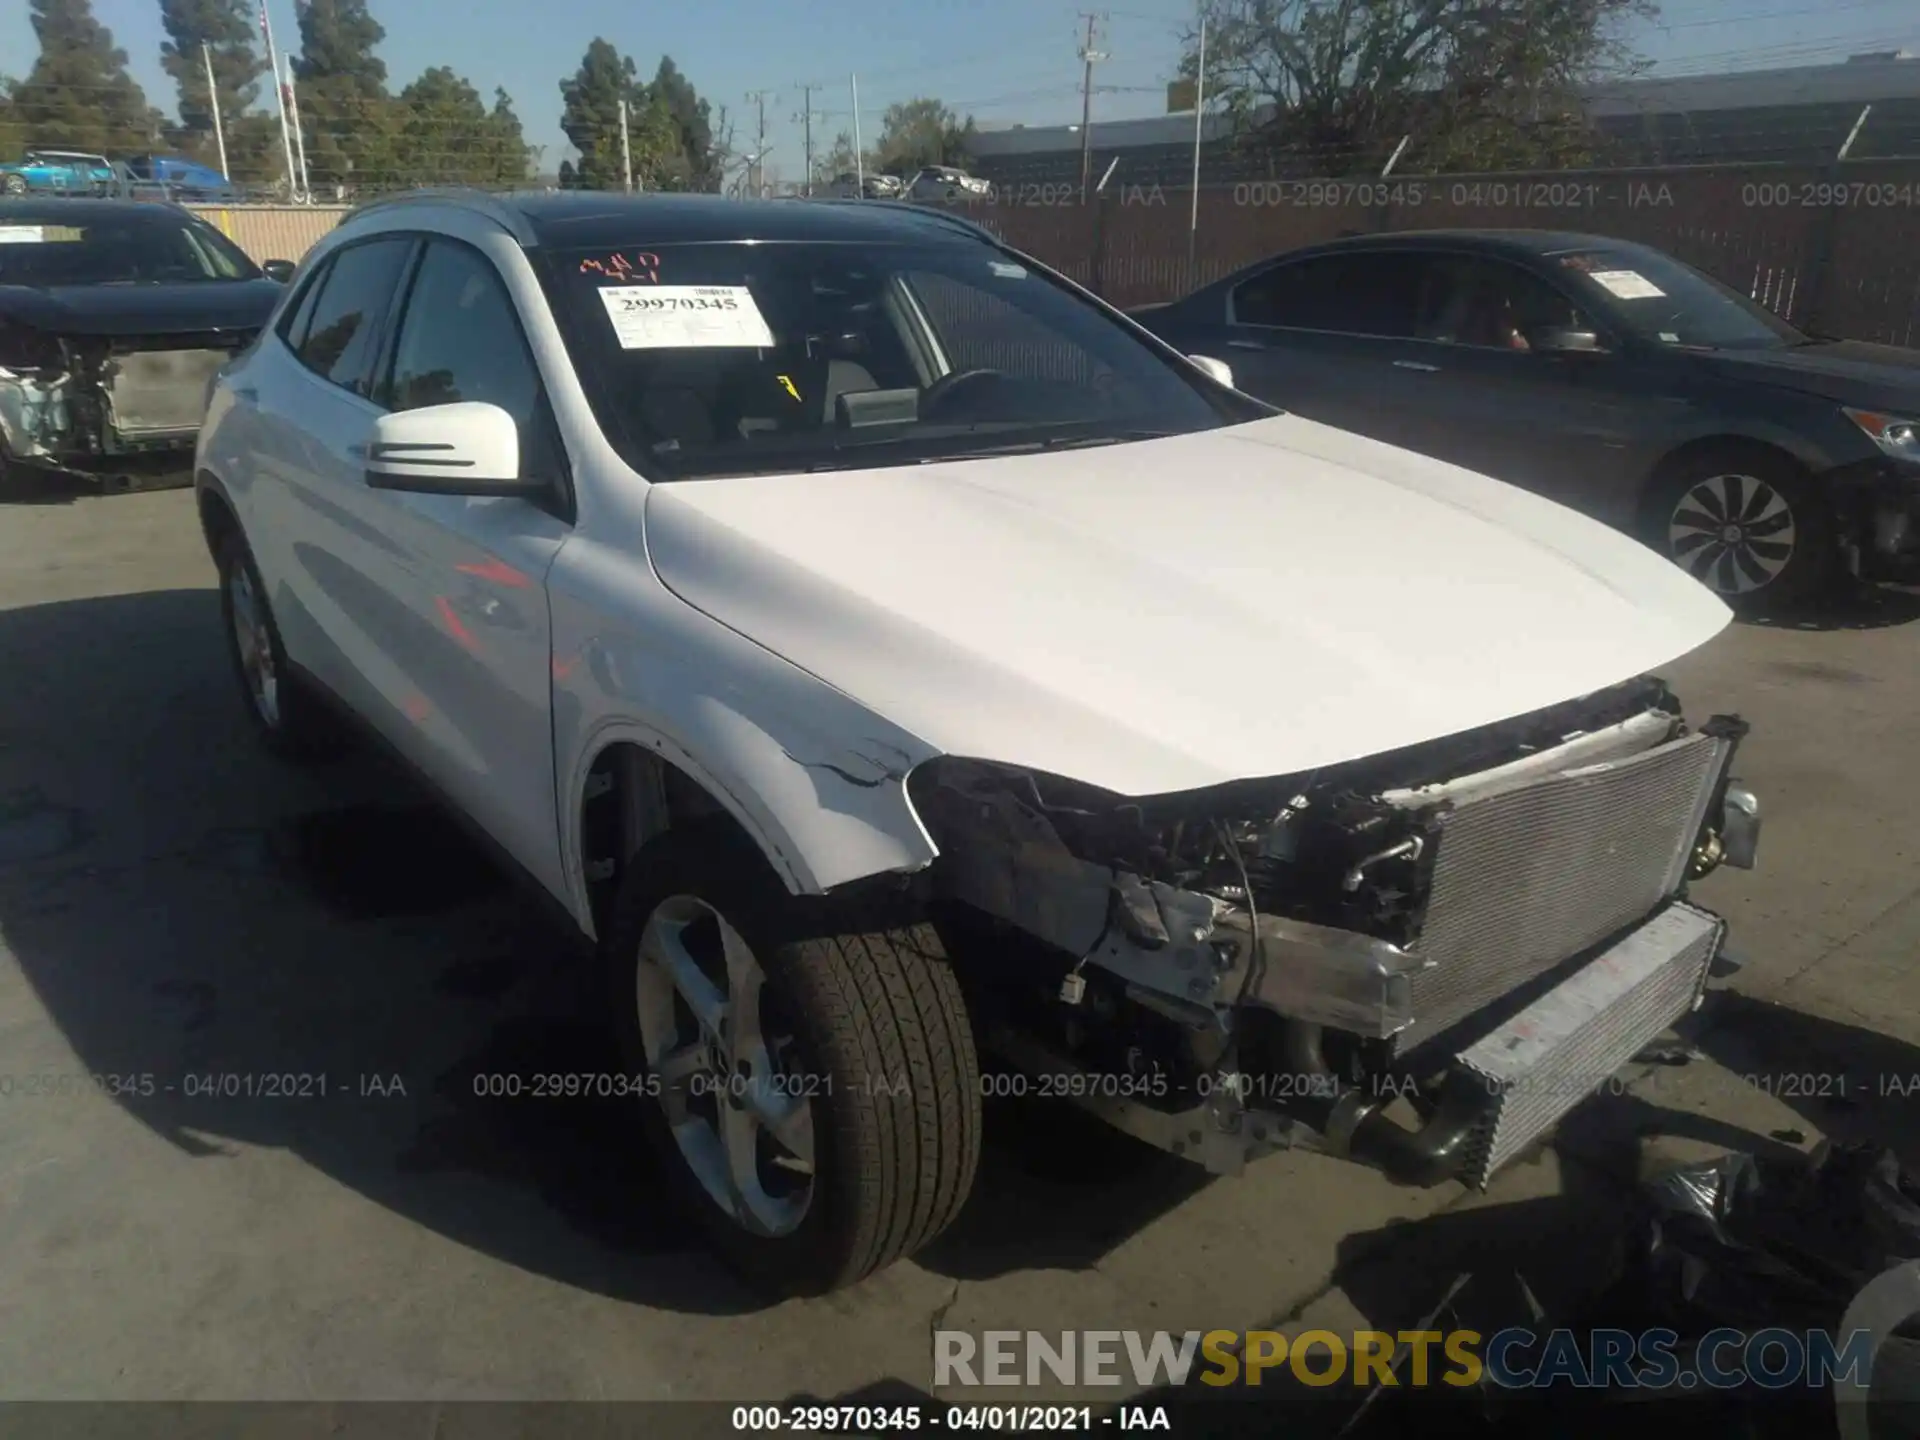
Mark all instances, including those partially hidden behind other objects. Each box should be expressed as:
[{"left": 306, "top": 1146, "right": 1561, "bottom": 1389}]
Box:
[
  {"left": 1131, "top": 228, "right": 1920, "bottom": 607},
  {"left": 823, "top": 172, "right": 904, "bottom": 200},
  {"left": 0, "top": 148, "right": 244, "bottom": 202},
  {"left": 159, "top": 190, "right": 1765, "bottom": 1298},
  {"left": 822, "top": 167, "right": 993, "bottom": 204}
]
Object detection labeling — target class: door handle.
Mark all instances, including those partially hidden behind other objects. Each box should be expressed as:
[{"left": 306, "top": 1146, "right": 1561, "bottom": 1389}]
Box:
[
  {"left": 1227, "top": 340, "right": 1266, "bottom": 351},
  {"left": 232, "top": 386, "right": 259, "bottom": 401},
  {"left": 1392, "top": 360, "right": 1439, "bottom": 373}
]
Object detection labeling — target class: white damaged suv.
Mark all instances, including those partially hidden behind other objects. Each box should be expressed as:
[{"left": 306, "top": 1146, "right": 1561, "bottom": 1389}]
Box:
[{"left": 196, "top": 191, "right": 1761, "bottom": 1295}]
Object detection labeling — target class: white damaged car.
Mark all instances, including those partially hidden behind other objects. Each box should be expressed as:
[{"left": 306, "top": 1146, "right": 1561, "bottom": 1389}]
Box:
[{"left": 195, "top": 191, "right": 1761, "bottom": 1295}]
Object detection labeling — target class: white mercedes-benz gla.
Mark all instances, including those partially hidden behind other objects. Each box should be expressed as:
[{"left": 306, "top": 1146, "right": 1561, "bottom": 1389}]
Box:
[{"left": 196, "top": 190, "right": 1760, "bottom": 1295}]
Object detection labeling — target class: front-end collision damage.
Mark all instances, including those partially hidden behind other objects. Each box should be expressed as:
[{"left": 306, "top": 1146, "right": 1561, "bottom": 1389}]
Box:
[
  {"left": 906, "top": 676, "right": 1763, "bottom": 1188},
  {"left": 0, "top": 320, "right": 239, "bottom": 487}
]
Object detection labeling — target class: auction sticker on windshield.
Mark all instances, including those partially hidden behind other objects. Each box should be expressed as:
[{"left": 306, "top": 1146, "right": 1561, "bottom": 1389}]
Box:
[
  {"left": 1588, "top": 269, "right": 1666, "bottom": 300},
  {"left": 597, "top": 284, "right": 775, "bottom": 349},
  {"left": 0, "top": 226, "right": 46, "bottom": 245}
]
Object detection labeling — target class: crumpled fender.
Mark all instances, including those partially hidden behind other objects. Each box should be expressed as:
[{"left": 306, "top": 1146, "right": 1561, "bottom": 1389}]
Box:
[{"left": 550, "top": 535, "right": 943, "bottom": 927}]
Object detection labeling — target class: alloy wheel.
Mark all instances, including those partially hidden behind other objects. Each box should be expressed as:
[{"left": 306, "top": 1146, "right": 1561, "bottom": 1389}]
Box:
[
  {"left": 1668, "top": 472, "right": 1796, "bottom": 595},
  {"left": 227, "top": 564, "right": 282, "bottom": 728},
  {"left": 634, "top": 894, "right": 816, "bottom": 1237}
]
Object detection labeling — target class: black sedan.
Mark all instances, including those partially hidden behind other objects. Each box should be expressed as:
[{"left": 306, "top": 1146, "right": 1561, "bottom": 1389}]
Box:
[
  {"left": 0, "top": 198, "right": 295, "bottom": 491},
  {"left": 1133, "top": 229, "right": 1920, "bottom": 605}
]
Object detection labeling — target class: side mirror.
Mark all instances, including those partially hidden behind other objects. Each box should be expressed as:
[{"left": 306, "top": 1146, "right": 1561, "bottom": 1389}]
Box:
[
  {"left": 1530, "top": 326, "right": 1604, "bottom": 355},
  {"left": 1188, "top": 354, "right": 1235, "bottom": 389},
  {"left": 261, "top": 258, "right": 296, "bottom": 283},
  {"left": 365, "top": 402, "right": 546, "bottom": 499}
]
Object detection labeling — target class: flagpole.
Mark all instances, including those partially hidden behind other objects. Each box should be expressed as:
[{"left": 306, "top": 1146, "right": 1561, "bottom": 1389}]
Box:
[
  {"left": 259, "top": 1, "right": 300, "bottom": 201},
  {"left": 284, "top": 62, "right": 311, "bottom": 202},
  {"left": 202, "top": 43, "right": 230, "bottom": 181}
]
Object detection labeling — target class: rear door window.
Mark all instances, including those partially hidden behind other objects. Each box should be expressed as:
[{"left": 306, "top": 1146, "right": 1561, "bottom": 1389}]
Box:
[{"left": 1232, "top": 252, "right": 1428, "bottom": 339}]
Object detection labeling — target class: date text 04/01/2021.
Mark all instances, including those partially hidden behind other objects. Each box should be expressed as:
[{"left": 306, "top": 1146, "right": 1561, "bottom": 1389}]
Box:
[
  {"left": 0, "top": 1072, "right": 408, "bottom": 1100},
  {"left": 729, "top": 1403, "right": 1171, "bottom": 1431}
]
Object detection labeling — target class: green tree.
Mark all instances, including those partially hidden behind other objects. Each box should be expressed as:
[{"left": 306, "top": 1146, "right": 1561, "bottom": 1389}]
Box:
[
  {"left": 559, "top": 38, "right": 674, "bottom": 190},
  {"left": 0, "top": 76, "right": 18, "bottom": 162},
  {"left": 482, "top": 87, "right": 534, "bottom": 186},
  {"left": 1183, "top": 0, "right": 1652, "bottom": 173},
  {"left": 158, "top": 0, "right": 265, "bottom": 162},
  {"left": 646, "top": 56, "right": 715, "bottom": 190},
  {"left": 396, "top": 67, "right": 530, "bottom": 186},
  {"left": 293, "top": 0, "right": 394, "bottom": 191},
  {"left": 811, "top": 130, "right": 877, "bottom": 188},
  {"left": 873, "top": 97, "right": 974, "bottom": 173},
  {"left": 9, "top": 0, "right": 161, "bottom": 156},
  {"left": 397, "top": 66, "right": 487, "bottom": 183}
]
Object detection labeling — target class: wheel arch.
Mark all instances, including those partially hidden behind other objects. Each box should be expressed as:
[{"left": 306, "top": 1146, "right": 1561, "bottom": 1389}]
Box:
[
  {"left": 567, "top": 721, "right": 941, "bottom": 943},
  {"left": 195, "top": 469, "right": 240, "bottom": 557}
]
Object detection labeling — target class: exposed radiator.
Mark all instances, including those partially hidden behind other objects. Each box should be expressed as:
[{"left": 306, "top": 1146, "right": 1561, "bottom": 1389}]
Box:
[
  {"left": 1455, "top": 900, "right": 1725, "bottom": 1188},
  {"left": 106, "top": 348, "right": 231, "bottom": 438},
  {"left": 1396, "top": 730, "right": 1731, "bottom": 1051}
]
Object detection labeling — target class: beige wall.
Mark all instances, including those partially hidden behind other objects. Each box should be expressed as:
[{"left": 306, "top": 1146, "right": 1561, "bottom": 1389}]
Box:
[{"left": 188, "top": 204, "right": 349, "bottom": 263}]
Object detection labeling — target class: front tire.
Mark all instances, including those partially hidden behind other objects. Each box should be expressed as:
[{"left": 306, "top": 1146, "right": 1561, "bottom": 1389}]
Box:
[
  {"left": 214, "top": 528, "right": 343, "bottom": 763},
  {"left": 605, "top": 827, "right": 982, "bottom": 1296},
  {"left": 1, "top": 175, "right": 26, "bottom": 196},
  {"left": 1644, "top": 448, "right": 1837, "bottom": 607}
]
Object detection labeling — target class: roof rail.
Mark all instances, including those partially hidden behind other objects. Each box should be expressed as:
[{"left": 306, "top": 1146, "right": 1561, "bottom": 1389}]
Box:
[{"left": 345, "top": 187, "right": 537, "bottom": 244}]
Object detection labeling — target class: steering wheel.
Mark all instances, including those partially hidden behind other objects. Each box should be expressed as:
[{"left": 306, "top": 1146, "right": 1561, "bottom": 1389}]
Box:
[{"left": 920, "top": 368, "right": 1004, "bottom": 419}]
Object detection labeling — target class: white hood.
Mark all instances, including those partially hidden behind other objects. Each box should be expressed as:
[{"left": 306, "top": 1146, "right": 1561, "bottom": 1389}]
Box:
[{"left": 643, "top": 414, "right": 1730, "bottom": 797}]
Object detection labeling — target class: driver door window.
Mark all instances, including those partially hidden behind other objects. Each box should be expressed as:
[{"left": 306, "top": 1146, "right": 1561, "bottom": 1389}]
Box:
[
  {"left": 377, "top": 237, "right": 567, "bottom": 499},
  {"left": 1416, "top": 257, "right": 1598, "bottom": 351}
]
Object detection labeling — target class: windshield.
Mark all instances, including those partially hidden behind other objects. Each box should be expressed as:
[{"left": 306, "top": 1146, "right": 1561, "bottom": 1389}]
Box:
[
  {"left": 546, "top": 238, "right": 1256, "bottom": 480},
  {"left": 1548, "top": 247, "right": 1802, "bottom": 351},
  {"left": 0, "top": 214, "right": 259, "bottom": 286}
]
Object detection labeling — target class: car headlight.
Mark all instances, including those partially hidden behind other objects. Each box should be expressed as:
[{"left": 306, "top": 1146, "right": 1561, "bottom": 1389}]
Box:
[{"left": 1843, "top": 407, "right": 1920, "bottom": 461}]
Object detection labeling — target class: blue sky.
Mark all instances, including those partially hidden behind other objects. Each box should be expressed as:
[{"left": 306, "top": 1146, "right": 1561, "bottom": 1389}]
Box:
[{"left": 4, "top": 0, "right": 1917, "bottom": 177}]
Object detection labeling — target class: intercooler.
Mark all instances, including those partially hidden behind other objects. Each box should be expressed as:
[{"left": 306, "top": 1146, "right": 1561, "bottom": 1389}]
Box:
[
  {"left": 1393, "top": 726, "right": 1734, "bottom": 1052},
  {"left": 1453, "top": 900, "right": 1726, "bottom": 1188}
]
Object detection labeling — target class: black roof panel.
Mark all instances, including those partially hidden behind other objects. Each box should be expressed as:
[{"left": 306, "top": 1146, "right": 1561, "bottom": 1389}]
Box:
[
  {"left": 497, "top": 192, "right": 991, "bottom": 249},
  {"left": 0, "top": 198, "right": 192, "bottom": 226}
]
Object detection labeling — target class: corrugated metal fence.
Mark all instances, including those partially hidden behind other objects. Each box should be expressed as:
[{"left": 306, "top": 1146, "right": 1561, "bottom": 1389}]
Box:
[
  {"left": 185, "top": 158, "right": 1920, "bottom": 347},
  {"left": 187, "top": 204, "right": 351, "bottom": 264}
]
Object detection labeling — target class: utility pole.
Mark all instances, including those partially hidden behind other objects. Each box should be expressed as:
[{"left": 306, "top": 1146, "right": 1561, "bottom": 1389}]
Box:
[
  {"left": 796, "top": 83, "right": 816, "bottom": 196},
  {"left": 619, "top": 99, "right": 634, "bottom": 192},
  {"left": 1188, "top": 12, "right": 1205, "bottom": 268},
  {"left": 202, "top": 43, "right": 230, "bottom": 182},
  {"left": 851, "top": 73, "right": 864, "bottom": 193},
  {"left": 745, "top": 89, "right": 773, "bottom": 196},
  {"left": 1077, "top": 13, "right": 1108, "bottom": 202}
]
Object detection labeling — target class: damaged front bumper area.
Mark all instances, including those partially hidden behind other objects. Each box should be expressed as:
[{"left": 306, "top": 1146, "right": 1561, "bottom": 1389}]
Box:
[
  {"left": 912, "top": 677, "right": 1761, "bottom": 1190},
  {"left": 1829, "top": 456, "right": 1920, "bottom": 581},
  {"left": 0, "top": 327, "right": 242, "bottom": 491}
]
